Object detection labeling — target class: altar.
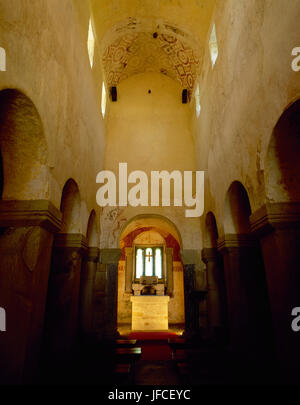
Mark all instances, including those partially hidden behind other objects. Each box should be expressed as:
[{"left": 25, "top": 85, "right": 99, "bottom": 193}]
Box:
[{"left": 130, "top": 295, "right": 170, "bottom": 330}]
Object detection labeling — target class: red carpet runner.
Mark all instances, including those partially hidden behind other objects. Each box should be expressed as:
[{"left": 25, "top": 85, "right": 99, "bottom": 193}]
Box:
[{"left": 128, "top": 331, "right": 179, "bottom": 361}]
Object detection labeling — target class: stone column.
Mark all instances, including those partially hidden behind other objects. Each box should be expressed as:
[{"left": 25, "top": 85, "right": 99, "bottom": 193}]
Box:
[
  {"left": 181, "top": 249, "right": 203, "bottom": 339},
  {"left": 124, "top": 247, "right": 133, "bottom": 293},
  {"left": 101, "top": 248, "right": 122, "bottom": 339},
  {"left": 0, "top": 200, "right": 61, "bottom": 384},
  {"left": 202, "top": 248, "right": 222, "bottom": 340},
  {"left": 250, "top": 202, "right": 300, "bottom": 370},
  {"left": 79, "top": 247, "right": 99, "bottom": 340},
  {"left": 44, "top": 233, "right": 87, "bottom": 362},
  {"left": 218, "top": 234, "right": 272, "bottom": 357},
  {"left": 183, "top": 264, "right": 196, "bottom": 336},
  {"left": 93, "top": 262, "right": 107, "bottom": 340},
  {"left": 166, "top": 247, "right": 174, "bottom": 296}
]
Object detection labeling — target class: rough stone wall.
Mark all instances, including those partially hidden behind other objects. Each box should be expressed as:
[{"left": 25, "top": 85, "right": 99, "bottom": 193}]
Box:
[
  {"left": 168, "top": 261, "right": 185, "bottom": 324},
  {"left": 0, "top": 225, "right": 54, "bottom": 382},
  {"left": 101, "top": 72, "right": 202, "bottom": 252},
  {"left": 190, "top": 0, "right": 300, "bottom": 241},
  {"left": 0, "top": 0, "right": 105, "bottom": 233}
]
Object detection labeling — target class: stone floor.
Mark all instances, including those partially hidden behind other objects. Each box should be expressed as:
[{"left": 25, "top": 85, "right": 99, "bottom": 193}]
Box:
[
  {"left": 134, "top": 360, "right": 181, "bottom": 385},
  {"left": 115, "top": 329, "right": 184, "bottom": 385},
  {"left": 38, "top": 329, "right": 291, "bottom": 386}
]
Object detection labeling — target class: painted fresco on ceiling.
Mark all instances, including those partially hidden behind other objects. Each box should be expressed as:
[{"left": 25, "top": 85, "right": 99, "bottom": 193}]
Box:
[{"left": 102, "top": 31, "right": 201, "bottom": 92}]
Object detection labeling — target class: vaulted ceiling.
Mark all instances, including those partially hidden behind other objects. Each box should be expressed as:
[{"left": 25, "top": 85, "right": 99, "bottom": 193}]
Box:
[
  {"left": 102, "top": 25, "right": 201, "bottom": 91},
  {"left": 90, "top": 0, "right": 217, "bottom": 92}
]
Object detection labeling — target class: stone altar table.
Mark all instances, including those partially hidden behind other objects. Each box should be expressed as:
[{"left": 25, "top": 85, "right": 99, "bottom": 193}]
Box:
[{"left": 130, "top": 296, "right": 170, "bottom": 331}]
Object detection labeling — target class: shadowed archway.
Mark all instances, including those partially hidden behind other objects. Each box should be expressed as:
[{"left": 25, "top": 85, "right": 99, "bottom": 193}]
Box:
[{"left": 220, "top": 181, "right": 274, "bottom": 363}]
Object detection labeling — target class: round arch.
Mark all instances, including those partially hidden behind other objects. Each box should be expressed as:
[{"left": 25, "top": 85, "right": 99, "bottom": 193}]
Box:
[
  {"left": 119, "top": 213, "right": 183, "bottom": 248},
  {"left": 86, "top": 209, "right": 99, "bottom": 247},
  {"left": 265, "top": 98, "right": 300, "bottom": 203},
  {"left": 223, "top": 181, "right": 252, "bottom": 234},
  {"left": 60, "top": 178, "right": 82, "bottom": 234},
  {"left": 204, "top": 211, "right": 219, "bottom": 248},
  {"left": 0, "top": 88, "right": 48, "bottom": 200}
]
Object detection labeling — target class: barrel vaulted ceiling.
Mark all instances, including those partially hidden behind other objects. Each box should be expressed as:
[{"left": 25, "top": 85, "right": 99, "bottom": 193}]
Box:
[
  {"left": 89, "top": 0, "right": 217, "bottom": 92},
  {"left": 102, "top": 24, "right": 201, "bottom": 91}
]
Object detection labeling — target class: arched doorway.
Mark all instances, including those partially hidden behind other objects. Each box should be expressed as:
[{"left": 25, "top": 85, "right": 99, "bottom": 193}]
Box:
[
  {"left": 118, "top": 215, "right": 184, "bottom": 333},
  {"left": 202, "top": 212, "right": 228, "bottom": 342},
  {"left": 220, "top": 181, "right": 273, "bottom": 361},
  {"left": 42, "top": 179, "right": 85, "bottom": 376},
  {"left": 265, "top": 99, "right": 300, "bottom": 203},
  {"left": 0, "top": 89, "right": 48, "bottom": 200},
  {"left": 79, "top": 210, "right": 99, "bottom": 341},
  {"left": 252, "top": 99, "right": 300, "bottom": 371},
  {"left": 0, "top": 89, "right": 54, "bottom": 384}
]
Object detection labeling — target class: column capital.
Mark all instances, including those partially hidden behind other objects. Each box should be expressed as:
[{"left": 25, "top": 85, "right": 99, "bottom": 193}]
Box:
[
  {"left": 182, "top": 263, "right": 196, "bottom": 272},
  {"left": 201, "top": 248, "right": 219, "bottom": 263},
  {"left": 0, "top": 199, "right": 62, "bottom": 233},
  {"left": 101, "top": 248, "right": 122, "bottom": 264},
  {"left": 166, "top": 247, "right": 174, "bottom": 296},
  {"left": 54, "top": 233, "right": 88, "bottom": 250},
  {"left": 180, "top": 249, "right": 199, "bottom": 265},
  {"left": 217, "top": 234, "right": 256, "bottom": 253},
  {"left": 87, "top": 247, "right": 100, "bottom": 262},
  {"left": 250, "top": 202, "right": 300, "bottom": 237}
]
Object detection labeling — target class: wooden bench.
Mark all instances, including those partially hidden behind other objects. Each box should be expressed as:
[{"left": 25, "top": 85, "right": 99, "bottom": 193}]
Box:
[
  {"left": 114, "top": 348, "right": 142, "bottom": 384},
  {"left": 115, "top": 339, "right": 137, "bottom": 347},
  {"left": 114, "top": 347, "right": 142, "bottom": 363}
]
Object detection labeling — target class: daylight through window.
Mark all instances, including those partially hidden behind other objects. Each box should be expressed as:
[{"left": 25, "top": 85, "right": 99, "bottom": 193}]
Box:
[
  {"left": 87, "top": 19, "right": 95, "bottom": 68},
  {"left": 135, "top": 247, "right": 163, "bottom": 279},
  {"left": 209, "top": 23, "right": 218, "bottom": 67}
]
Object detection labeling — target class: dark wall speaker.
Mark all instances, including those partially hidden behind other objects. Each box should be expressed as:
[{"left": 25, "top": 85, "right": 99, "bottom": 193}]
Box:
[
  {"left": 110, "top": 86, "right": 117, "bottom": 102},
  {"left": 182, "top": 89, "right": 188, "bottom": 104}
]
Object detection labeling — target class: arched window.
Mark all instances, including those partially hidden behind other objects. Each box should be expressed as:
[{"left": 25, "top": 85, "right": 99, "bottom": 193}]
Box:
[
  {"left": 136, "top": 248, "right": 144, "bottom": 279},
  {"left": 209, "top": 23, "right": 218, "bottom": 67},
  {"left": 195, "top": 83, "right": 201, "bottom": 118},
  {"left": 87, "top": 19, "right": 95, "bottom": 68},
  {"left": 135, "top": 246, "right": 164, "bottom": 279},
  {"left": 154, "top": 248, "right": 162, "bottom": 278}
]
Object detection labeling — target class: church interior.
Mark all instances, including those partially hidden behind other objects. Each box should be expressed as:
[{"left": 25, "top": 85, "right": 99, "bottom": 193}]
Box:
[{"left": 0, "top": 0, "right": 299, "bottom": 386}]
